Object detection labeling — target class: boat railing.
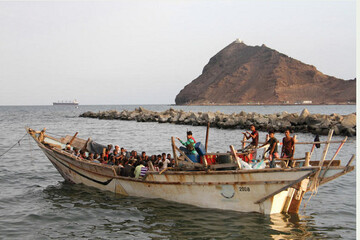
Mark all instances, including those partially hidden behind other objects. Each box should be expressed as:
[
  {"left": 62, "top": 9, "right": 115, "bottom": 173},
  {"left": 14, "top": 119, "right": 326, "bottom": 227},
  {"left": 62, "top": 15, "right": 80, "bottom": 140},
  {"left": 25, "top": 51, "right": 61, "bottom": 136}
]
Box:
[
  {"left": 29, "top": 127, "right": 353, "bottom": 176},
  {"left": 241, "top": 140, "right": 348, "bottom": 145}
]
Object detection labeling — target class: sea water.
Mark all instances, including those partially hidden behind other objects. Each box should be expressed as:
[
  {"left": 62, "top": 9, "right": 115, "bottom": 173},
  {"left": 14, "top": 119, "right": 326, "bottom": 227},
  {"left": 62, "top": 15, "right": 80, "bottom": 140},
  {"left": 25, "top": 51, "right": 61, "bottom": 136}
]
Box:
[{"left": 0, "top": 105, "right": 356, "bottom": 239}]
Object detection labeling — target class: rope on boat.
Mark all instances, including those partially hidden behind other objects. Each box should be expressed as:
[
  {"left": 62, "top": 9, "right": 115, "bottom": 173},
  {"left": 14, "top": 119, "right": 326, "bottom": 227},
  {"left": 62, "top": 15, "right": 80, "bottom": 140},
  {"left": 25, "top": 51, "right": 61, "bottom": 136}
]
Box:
[
  {"left": 27, "top": 132, "right": 35, "bottom": 161},
  {"left": 0, "top": 133, "right": 28, "bottom": 159},
  {"left": 302, "top": 188, "right": 318, "bottom": 213}
]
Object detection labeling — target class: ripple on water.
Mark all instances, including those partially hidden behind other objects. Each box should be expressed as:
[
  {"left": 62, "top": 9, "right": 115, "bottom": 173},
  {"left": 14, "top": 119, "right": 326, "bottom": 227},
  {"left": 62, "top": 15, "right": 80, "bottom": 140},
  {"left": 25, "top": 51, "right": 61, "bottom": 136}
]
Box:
[{"left": 0, "top": 105, "right": 355, "bottom": 239}]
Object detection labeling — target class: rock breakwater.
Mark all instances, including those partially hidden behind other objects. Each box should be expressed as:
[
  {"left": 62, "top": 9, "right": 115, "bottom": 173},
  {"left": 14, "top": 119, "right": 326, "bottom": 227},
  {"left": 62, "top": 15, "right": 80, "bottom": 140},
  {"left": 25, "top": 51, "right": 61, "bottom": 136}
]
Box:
[{"left": 79, "top": 107, "right": 356, "bottom": 136}]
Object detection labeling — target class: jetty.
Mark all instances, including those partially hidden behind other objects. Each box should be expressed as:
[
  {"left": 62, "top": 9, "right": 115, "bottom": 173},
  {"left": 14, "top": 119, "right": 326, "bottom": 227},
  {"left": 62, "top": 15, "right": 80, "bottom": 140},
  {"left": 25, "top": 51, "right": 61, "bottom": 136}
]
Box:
[{"left": 79, "top": 107, "right": 356, "bottom": 136}]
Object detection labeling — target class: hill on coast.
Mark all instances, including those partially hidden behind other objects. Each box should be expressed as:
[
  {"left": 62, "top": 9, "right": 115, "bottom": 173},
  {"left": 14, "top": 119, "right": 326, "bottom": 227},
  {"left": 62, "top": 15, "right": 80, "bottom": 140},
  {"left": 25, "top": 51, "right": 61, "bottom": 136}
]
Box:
[{"left": 175, "top": 40, "right": 356, "bottom": 105}]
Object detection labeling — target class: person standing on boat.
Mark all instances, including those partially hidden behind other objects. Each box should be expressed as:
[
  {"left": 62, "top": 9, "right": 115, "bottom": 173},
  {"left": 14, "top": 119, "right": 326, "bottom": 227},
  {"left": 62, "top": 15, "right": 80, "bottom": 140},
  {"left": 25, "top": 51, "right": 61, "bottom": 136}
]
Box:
[
  {"left": 259, "top": 130, "right": 279, "bottom": 168},
  {"left": 176, "top": 131, "right": 197, "bottom": 155},
  {"left": 281, "top": 129, "right": 295, "bottom": 167},
  {"left": 242, "top": 124, "right": 259, "bottom": 160},
  {"left": 242, "top": 125, "right": 259, "bottom": 149}
]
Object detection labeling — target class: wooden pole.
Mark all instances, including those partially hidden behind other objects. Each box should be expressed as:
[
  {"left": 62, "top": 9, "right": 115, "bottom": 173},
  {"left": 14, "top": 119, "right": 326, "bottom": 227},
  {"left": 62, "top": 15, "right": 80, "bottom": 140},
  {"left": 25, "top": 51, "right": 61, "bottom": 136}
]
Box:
[
  {"left": 202, "top": 155, "right": 208, "bottom": 168},
  {"left": 309, "top": 144, "right": 316, "bottom": 159},
  {"left": 320, "top": 136, "right": 347, "bottom": 179},
  {"left": 309, "top": 129, "right": 334, "bottom": 192},
  {"left": 290, "top": 135, "right": 297, "bottom": 167},
  {"left": 304, "top": 152, "right": 310, "bottom": 166},
  {"left": 242, "top": 140, "right": 345, "bottom": 145},
  {"left": 69, "top": 132, "right": 79, "bottom": 145},
  {"left": 295, "top": 140, "right": 341, "bottom": 145},
  {"left": 230, "top": 145, "right": 242, "bottom": 169},
  {"left": 328, "top": 136, "right": 347, "bottom": 165},
  {"left": 171, "top": 137, "right": 178, "bottom": 167},
  {"left": 345, "top": 155, "right": 355, "bottom": 169},
  {"left": 205, "top": 122, "right": 210, "bottom": 153},
  {"left": 319, "top": 129, "right": 334, "bottom": 167}
]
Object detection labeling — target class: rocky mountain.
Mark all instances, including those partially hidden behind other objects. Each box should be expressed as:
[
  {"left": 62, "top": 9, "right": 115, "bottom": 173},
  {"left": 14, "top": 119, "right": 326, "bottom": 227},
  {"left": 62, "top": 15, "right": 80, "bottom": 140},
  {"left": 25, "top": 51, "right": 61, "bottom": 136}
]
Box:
[{"left": 175, "top": 40, "right": 356, "bottom": 105}]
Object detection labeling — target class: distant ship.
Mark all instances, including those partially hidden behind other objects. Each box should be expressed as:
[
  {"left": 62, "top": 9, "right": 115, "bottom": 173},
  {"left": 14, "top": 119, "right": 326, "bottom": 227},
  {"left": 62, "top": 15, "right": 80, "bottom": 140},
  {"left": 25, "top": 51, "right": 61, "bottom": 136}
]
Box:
[{"left": 53, "top": 100, "right": 79, "bottom": 106}]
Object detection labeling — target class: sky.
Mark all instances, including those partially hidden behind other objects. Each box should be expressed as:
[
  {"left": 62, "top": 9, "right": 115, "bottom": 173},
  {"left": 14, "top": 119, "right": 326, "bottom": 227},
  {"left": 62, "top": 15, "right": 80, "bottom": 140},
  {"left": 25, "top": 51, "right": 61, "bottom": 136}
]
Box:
[{"left": 0, "top": 0, "right": 357, "bottom": 105}]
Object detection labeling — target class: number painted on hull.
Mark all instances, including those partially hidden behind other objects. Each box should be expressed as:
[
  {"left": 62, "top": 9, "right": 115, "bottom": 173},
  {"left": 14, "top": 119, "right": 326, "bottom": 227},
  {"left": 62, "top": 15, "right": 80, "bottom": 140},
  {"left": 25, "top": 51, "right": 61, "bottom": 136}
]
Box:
[{"left": 239, "top": 187, "right": 250, "bottom": 192}]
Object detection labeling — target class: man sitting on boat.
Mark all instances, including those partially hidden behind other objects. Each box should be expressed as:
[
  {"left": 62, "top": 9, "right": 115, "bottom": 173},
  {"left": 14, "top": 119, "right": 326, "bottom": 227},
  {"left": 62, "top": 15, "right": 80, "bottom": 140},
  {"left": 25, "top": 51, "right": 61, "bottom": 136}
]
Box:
[
  {"left": 134, "top": 161, "right": 145, "bottom": 178},
  {"left": 73, "top": 147, "right": 80, "bottom": 157},
  {"left": 140, "top": 151, "right": 149, "bottom": 161},
  {"left": 123, "top": 159, "right": 135, "bottom": 178},
  {"left": 87, "top": 152, "right": 94, "bottom": 161},
  {"left": 64, "top": 143, "right": 73, "bottom": 154},
  {"left": 176, "top": 131, "right": 197, "bottom": 155},
  {"left": 79, "top": 150, "right": 87, "bottom": 159},
  {"left": 159, "top": 153, "right": 171, "bottom": 170}
]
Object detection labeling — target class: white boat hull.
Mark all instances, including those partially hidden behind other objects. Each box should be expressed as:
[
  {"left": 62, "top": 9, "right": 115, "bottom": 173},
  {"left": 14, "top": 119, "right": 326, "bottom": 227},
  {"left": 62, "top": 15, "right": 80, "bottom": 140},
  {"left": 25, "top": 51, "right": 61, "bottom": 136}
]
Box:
[
  {"left": 28, "top": 128, "right": 354, "bottom": 215},
  {"left": 40, "top": 145, "right": 315, "bottom": 214}
]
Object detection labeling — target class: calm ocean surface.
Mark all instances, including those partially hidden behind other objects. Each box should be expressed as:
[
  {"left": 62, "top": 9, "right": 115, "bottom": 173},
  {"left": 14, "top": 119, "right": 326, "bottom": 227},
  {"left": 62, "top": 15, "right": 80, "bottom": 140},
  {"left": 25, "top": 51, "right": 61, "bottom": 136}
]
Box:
[{"left": 0, "top": 105, "right": 356, "bottom": 239}]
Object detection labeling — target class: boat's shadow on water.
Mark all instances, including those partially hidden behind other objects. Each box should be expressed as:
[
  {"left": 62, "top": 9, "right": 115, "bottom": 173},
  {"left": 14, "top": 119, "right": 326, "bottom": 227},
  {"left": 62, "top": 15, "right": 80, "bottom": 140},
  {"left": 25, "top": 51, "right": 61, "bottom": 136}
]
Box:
[{"left": 40, "top": 181, "right": 329, "bottom": 239}]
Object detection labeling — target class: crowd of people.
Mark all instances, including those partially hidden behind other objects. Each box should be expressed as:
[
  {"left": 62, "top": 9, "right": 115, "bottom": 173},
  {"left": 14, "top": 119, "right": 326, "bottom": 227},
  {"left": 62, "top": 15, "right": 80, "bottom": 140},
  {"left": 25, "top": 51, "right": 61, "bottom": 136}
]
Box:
[
  {"left": 64, "top": 143, "right": 175, "bottom": 179},
  {"left": 63, "top": 126, "right": 295, "bottom": 178}
]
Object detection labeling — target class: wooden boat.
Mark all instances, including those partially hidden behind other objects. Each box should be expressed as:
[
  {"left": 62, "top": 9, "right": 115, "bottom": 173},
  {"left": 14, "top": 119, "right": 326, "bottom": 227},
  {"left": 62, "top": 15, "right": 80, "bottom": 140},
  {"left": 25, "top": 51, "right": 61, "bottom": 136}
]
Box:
[{"left": 26, "top": 127, "right": 354, "bottom": 215}]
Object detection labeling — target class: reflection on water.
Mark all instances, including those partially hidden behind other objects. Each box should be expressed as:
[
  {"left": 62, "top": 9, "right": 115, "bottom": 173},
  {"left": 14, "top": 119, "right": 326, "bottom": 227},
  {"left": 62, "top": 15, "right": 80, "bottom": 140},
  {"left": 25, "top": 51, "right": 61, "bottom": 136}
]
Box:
[{"left": 269, "top": 213, "right": 314, "bottom": 240}]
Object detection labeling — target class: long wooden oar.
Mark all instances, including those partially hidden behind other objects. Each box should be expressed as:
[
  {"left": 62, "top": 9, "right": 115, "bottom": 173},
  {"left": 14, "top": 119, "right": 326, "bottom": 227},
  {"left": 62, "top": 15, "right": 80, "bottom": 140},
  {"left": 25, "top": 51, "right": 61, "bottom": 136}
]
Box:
[
  {"left": 309, "top": 129, "right": 334, "bottom": 192},
  {"left": 309, "top": 144, "right": 316, "bottom": 158}
]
